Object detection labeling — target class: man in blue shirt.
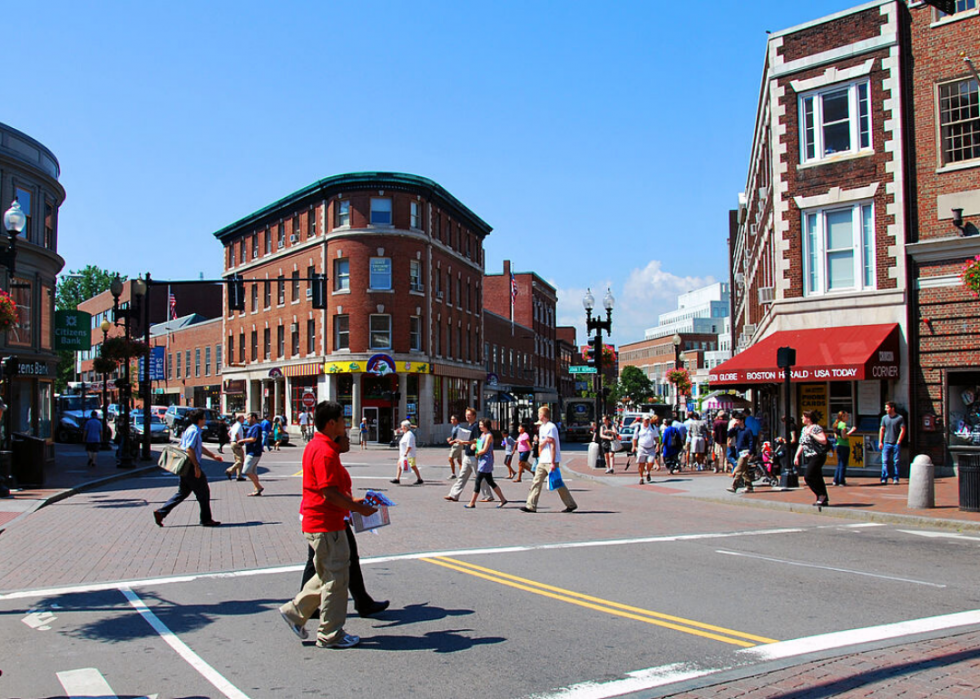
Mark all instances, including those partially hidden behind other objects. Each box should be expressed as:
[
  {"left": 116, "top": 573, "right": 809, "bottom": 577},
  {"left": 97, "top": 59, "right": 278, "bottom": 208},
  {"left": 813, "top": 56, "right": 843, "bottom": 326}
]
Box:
[
  {"left": 661, "top": 418, "right": 683, "bottom": 475},
  {"left": 261, "top": 415, "right": 272, "bottom": 449},
  {"left": 154, "top": 409, "right": 223, "bottom": 527},
  {"left": 727, "top": 415, "right": 757, "bottom": 493},
  {"left": 239, "top": 412, "right": 265, "bottom": 496},
  {"left": 83, "top": 411, "right": 103, "bottom": 467}
]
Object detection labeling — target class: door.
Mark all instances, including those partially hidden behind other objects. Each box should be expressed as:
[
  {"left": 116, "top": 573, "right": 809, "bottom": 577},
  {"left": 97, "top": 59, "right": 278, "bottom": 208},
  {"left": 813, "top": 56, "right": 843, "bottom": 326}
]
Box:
[{"left": 362, "top": 407, "right": 378, "bottom": 443}]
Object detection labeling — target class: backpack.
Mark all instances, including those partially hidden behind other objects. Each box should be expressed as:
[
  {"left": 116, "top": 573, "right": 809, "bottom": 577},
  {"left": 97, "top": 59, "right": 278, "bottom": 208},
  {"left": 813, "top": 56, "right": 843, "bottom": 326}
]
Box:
[{"left": 669, "top": 428, "right": 683, "bottom": 451}]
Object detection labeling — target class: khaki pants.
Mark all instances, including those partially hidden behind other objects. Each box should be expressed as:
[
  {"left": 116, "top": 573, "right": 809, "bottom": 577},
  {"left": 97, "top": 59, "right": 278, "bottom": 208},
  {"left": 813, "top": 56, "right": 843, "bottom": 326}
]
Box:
[
  {"left": 731, "top": 454, "right": 754, "bottom": 490},
  {"left": 280, "top": 530, "right": 350, "bottom": 644},
  {"left": 448, "top": 454, "right": 492, "bottom": 500},
  {"left": 228, "top": 443, "right": 245, "bottom": 475},
  {"left": 525, "top": 461, "right": 576, "bottom": 512}
]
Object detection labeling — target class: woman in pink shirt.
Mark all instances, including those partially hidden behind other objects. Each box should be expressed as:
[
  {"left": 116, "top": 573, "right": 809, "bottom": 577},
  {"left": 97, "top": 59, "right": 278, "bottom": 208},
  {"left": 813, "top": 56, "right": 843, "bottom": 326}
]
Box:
[{"left": 513, "top": 424, "right": 534, "bottom": 482}]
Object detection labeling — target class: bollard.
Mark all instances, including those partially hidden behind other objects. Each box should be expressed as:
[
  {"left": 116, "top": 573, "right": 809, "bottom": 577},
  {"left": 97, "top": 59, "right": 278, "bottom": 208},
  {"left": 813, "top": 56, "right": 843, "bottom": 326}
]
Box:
[{"left": 907, "top": 454, "right": 935, "bottom": 509}]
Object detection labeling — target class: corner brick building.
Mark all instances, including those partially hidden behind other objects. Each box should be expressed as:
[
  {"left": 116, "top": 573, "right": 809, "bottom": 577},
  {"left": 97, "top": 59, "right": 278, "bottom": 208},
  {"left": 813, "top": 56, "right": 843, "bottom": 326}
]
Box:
[
  {"left": 215, "top": 172, "right": 490, "bottom": 445},
  {"left": 905, "top": 0, "right": 980, "bottom": 466},
  {"left": 713, "top": 0, "right": 910, "bottom": 469}
]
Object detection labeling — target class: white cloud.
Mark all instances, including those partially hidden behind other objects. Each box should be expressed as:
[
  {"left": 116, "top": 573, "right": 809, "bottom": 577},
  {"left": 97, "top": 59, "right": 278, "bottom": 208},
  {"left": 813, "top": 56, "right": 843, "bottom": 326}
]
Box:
[{"left": 553, "top": 260, "right": 716, "bottom": 349}]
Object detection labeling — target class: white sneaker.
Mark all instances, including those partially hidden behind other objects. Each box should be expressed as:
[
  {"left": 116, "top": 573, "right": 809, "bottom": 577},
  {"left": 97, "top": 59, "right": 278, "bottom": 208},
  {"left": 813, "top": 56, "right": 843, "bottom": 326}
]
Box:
[
  {"left": 317, "top": 633, "right": 360, "bottom": 648},
  {"left": 279, "top": 609, "right": 308, "bottom": 640}
]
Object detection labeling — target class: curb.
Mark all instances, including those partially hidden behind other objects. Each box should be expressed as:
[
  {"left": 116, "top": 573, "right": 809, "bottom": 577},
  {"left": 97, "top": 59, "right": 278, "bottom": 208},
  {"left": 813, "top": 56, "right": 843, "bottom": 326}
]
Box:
[
  {"left": 564, "top": 464, "right": 980, "bottom": 533},
  {"left": 0, "top": 464, "right": 158, "bottom": 534}
]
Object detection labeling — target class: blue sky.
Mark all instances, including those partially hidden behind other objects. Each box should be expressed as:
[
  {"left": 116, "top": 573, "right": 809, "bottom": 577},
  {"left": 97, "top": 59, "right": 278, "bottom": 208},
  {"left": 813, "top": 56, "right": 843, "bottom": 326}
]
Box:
[{"left": 8, "top": 0, "right": 859, "bottom": 345}]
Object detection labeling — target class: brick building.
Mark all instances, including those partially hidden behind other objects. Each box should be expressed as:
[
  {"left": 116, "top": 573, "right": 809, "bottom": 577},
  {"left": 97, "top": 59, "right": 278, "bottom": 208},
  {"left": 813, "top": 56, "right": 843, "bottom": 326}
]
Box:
[
  {"left": 556, "top": 325, "right": 578, "bottom": 408},
  {"left": 150, "top": 315, "right": 223, "bottom": 408},
  {"left": 619, "top": 333, "right": 718, "bottom": 413},
  {"left": 482, "top": 309, "right": 535, "bottom": 430},
  {"left": 215, "top": 172, "right": 490, "bottom": 445},
  {"left": 905, "top": 0, "right": 980, "bottom": 466},
  {"left": 712, "top": 0, "right": 911, "bottom": 463},
  {"left": 483, "top": 260, "right": 559, "bottom": 414}
]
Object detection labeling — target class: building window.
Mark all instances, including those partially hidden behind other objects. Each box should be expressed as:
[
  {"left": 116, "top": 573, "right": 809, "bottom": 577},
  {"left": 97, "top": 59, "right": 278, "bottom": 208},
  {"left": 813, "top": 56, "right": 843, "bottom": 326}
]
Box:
[
  {"left": 277, "top": 222, "right": 285, "bottom": 248},
  {"left": 277, "top": 325, "right": 285, "bottom": 358},
  {"left": 264, "top": 328, "right": 271, "bottom": 359},
  {"left": 799, "top": 81, "right": 871, "bottom": 163},
  {"left": 278, "top": 275, "right": 285, "bottom": 305},
  {"left": 14, "top": 187, "right": 32, "bottom": 240},
  {"left": 410, "top": 260, "right": 423, "bottom": 292},
  {"left": 239, "top": 331, "right": 245, "bottom": 363},
  {"left": 44, "top": 199, "right": 55, "bottom": 248},
  {"left": 251, "top": 284, "right": 259, "bottom": 312},
  {"left": 291, "top": 325, "right": 300, "bottom": 356},
  {"left": 410, "top": 316, "right": 421, "bottom": 351},
  {"left": 335, "top": 200, "right": 350, "bottom": 227},
  {"left": 370, "top": 198, "right": 392, "bottom": 225},
  {"left": 186, "top": 350, "right": 191, "bottom": 378},
  {"left": 938, "top": 0, "right": 977, "bottom": 16},
  {"left": 264, "top": 280, "right": 271, "bottom": 308},
  {"left": 205, "top": 346, "right": 211, "bottom": 376},
  {"left": 308, "top": 208, "right": 316, "bottom": 237},
  {"left": 291, "top": 271, "right": 300, "bottom": 301},
  {"left": 335, "top": 314, "right": 349, "bottom": 350},
  {"left": 334, "top": 258, "right": 350, "bottom": 291},
  {"left": 802, "top": 202, "right": 875, "bottom": 296},
  {"left": 176, "top": 351, "right": 182, "bottom": 379},
  {"left": 370, "top": 314, "right": 391, "bottom": 349},
  {"left": 195, "top": 348, "right": 201, "bottom": 377},
  {"left": 265, "top": 227, "right": 272, "bottom": 254},
  {"left": 252, "top": 235, "right": 259, "bottom": 259},
  {"left": 216, "top": 344, "right": 222, "bottom": 373},
  {"left": 410, "top": 201, "right": 421, "bottom": 229},
  {"left": 446, "top": 272, "right": 451, "bottom": 305},
  {"left": 240, "top": 240, "right": 246, "bottom": 264},
  {"left": 307, "top": 265, "right": 315, "bottom": 296},
  {"left": 370, "top": 258, "right": 392, "bottom": 290},
  {"left": 293, "top": 215, "right": 301, "bottom": 241},
  {"left": 307, "top": 319, "right": 316, "bottom": 354},
  {"left": 251, "top": 331, "right": 258, "bottom": 361},
  {"left": 8, "top": 277, "right": 31, "bottom": 347},
  {"left": 938, "top": 78, "right": 980, "bottom": 165}
]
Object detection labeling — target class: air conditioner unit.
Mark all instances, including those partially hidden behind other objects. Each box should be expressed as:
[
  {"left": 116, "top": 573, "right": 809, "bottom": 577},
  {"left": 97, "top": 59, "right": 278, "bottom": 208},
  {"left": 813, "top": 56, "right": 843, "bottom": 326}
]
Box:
[
  {"left": 436, "top": 291, "right": 444, "bottom": 300},
  {"left": 742, "top": 323, "right": 756, "bottom": 337},
  {"left": 306, "top": 288, "right": 313, "bottom": 297},
  {"left": 290, "top": 234, "right": 298, "bottom": 243},
  {"left": 290, "top": 323, "right": 298, "bottom": 333},
  {"left": 758, "top": 287, "right": 775, "bottom": 304},
  {"left": 278, "top": 241, "right": 284, "bottom": 249}
]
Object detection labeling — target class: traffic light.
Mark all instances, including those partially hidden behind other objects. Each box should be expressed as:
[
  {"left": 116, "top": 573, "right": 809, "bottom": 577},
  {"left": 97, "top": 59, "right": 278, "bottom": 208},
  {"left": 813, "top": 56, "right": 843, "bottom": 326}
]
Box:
[
  {"left": 228, "top": 275, "right": 245, "bottom": 312},
  {"left": 311, "top": 272, "right": 327, "bottom": 309},
  {"left": 1, "top": 356, "right": 16, "bottom": 379},
  {"left": 585, "top": 337, "right": 599, "bottom": 368}
]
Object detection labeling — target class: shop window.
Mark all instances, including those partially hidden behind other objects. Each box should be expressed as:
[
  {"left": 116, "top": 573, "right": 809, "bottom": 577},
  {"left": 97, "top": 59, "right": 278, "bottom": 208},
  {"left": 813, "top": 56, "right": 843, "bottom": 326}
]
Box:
[
  {"left": 949, "top": 371, "right": 980, "bottom": 446},
  {"left": 799, "top": 81, "right": 871, "bottom": 163},
  {"left": 12, "top": 380, "right": 32, "bottom": 434},
  {"left": 335, "top": 314, "right": 349, "bottom": 350},
  {"left": 803, "top": 202, "right": 875, "bottom": 296},
  {"left": 938, "top": 77, "right": 980, "bottom": 165},
  {"left": 334, "top": 258, "right": 350, "bottom": 291},
  {"left": 335, "top": 200, "right": 350, "bottom": 228},
  {"left": 370, "top": 314, "right": 391, "bottom": 349},
  {"left": 370, "top": 258, "right": 392, "bottom": 290},
  {"left": 407, "top": 374, "right": 419, "bottom": 424}
]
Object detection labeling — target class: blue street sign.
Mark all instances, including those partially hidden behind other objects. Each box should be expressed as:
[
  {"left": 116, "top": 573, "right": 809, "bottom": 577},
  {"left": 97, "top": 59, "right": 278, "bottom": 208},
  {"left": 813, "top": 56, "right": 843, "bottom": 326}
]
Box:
[{"left": 138, "top": 347, "right": 166, "bottom": 382}]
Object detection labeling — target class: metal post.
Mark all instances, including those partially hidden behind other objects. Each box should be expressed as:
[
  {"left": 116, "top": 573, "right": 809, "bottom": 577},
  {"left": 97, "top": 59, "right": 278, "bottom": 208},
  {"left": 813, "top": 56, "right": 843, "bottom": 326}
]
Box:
[
  {"left": 141, "top": 273, "right": 152, "bottom": 460},
  {"left": 779, "top": 363, "right": 799, "bottom": 488},
  {"left": 101, "top": 327, "right": 109, "bottom": 450},
  {"left": 118, "top": 302, "right": 134, "bottom": 468}
]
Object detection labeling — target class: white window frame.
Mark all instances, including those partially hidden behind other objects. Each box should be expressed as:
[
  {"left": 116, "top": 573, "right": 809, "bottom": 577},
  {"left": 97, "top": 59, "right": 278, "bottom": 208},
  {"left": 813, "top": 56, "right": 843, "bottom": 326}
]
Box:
[
  {"left": 369, "top": 257, "right": 392, "bottom": 290},
  {"left": 801, "top": 201, "right": 876, "bottom": 297},
  {"left": 409, "top": 260, "right": 423, "bottom": 292},
  {"left": 334, "top": 258, "right": 350, "bottom": 291},
  {"left": 799, "top": 80, "right": 871, "bottom": 164},
  {"left": 937, "top": 76, "right": 980, "bottom": 166},
  {"left": 335, "top": 314, "right": 349, "bottom": 350},
  {"left": 369, "top": 314, "right": 391, "bottom": 350},
  {"left": 370, "top": 198, "right": 392, "bottom": 225},
  {"left": 410, "top": 201, "right": 421, "bottom": 229},
  {"left": 335, "top": 200, "right": 350, "bottom": 228},
  {"left": 409, "top": 316, "right": 421, "bottom": 351}
]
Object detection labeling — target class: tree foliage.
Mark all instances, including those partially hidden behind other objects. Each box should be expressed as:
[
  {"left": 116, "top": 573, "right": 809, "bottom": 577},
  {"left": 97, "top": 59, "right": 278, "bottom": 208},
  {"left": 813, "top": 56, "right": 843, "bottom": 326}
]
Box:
[
  {"left": 616, "top": 365, "right": 654, "bottom": 405},
  {"left": 55, "top": 266, "right": 126, "bottom": 392}
]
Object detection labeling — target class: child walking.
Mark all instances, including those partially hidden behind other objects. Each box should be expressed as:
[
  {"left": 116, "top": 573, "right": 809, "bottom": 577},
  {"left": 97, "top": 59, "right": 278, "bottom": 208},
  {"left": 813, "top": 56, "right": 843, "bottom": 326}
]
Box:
[{"left": 466, "top": 419, "right": 508, "bottom": 508}]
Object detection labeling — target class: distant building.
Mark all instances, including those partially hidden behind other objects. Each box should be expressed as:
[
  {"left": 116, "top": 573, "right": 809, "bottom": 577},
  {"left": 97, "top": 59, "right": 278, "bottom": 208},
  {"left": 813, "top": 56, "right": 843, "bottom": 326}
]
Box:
[
  {"left": 644, "top": 283, "right": 731, "bottom": 341},
  {"left": 149, "top": 315, "right": 223, "bottom": 409}
]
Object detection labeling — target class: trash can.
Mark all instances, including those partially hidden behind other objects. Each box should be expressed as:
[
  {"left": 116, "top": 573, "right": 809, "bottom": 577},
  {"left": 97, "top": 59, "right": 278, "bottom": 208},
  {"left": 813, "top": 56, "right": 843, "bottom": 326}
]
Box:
[
  {"left": 958, "top": 453, "right": 980, "bottom": 513},
  {"left": 12, "top": 433, "right": 46, "bottom": 487}
]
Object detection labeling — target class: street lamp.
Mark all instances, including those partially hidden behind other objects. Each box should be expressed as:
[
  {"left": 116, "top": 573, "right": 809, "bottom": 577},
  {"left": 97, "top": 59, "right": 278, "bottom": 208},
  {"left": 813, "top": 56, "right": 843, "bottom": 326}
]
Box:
[
  {"left": 584, "top": 287, "right": 614, "bottom": 468},
  {"left": 109, "top": 274, "right": 146, "bottom": 469},
  {"left": 0, "top": 200, "right": 26, "bottom": 276},
  {"left": 100, "top": 319, "right": 111, "bottom": 449}
]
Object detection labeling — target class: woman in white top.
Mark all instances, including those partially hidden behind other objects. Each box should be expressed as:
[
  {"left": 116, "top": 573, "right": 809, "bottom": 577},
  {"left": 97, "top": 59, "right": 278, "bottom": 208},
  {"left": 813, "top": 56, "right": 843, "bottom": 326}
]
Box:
[{"left": 391, "top": 420, "right": 423, "bottom": 485}]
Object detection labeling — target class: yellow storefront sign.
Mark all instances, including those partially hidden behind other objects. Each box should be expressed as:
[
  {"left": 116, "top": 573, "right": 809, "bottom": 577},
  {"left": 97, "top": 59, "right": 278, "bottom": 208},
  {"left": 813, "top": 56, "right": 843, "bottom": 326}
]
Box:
[{"left": 323, "top": 360, "right": 431, "bottom": 375}]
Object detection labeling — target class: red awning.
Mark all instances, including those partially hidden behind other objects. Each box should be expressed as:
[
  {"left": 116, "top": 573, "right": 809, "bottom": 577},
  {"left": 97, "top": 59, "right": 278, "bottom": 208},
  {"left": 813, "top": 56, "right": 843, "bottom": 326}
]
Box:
[{"left": 709, "top": 323, "right": 900, "bottom": 387}]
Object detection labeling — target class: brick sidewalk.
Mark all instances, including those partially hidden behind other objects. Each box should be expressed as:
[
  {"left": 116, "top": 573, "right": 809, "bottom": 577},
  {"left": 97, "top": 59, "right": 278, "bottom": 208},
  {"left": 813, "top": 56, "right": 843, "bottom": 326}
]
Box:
[{"left": 666, "top": 630, "right": 980, "bottom": 698}]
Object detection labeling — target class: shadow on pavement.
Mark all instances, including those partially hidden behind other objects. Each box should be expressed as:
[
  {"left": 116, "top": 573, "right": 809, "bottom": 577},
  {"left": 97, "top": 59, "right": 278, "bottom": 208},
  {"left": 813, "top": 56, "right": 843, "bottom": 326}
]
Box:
[
  {"left": 765, "top": 647, "right": 980, "bottom": 698},
  {"left": 353, "top": 627, "right": 506, "bottom": 653},
  {"left": 372, "top": 602, "right": 474, "bottom": 628}
]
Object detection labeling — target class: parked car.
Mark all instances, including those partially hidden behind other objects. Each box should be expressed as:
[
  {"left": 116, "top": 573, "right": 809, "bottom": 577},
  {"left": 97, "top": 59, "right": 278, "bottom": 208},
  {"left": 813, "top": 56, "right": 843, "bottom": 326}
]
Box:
[
  {"left": 200, "top": 410, "right": 227, "bottom": 442},
  {"left": 150, "top": 405, "right": 168, "bottom": 420},
  {"left": 131, "top": 413, "right": 172, "bottom": 443},
  {"left": 55, "top": 394, "right": 103, "bottom": 443},
  {"left": 164, "top": 405, "right": 193, "bottom": 436},
  {"left": 107, "top": 404, "right": 121, "bottom": 420}
]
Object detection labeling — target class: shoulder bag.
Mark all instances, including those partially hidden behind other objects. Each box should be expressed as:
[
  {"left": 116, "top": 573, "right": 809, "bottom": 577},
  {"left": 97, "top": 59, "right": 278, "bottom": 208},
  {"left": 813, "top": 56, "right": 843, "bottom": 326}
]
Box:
[{"left": 158, "top": 444, "right": 191, "bottom": 477}]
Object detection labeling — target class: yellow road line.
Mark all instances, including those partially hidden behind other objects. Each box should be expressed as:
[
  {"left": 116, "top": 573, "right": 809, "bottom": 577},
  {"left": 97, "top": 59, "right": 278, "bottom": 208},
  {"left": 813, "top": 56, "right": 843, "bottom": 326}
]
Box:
[
  {"left": 422, "top": 556, "right": 777, "bottom": 648},
  {"left": 292, "top": 470, "right": 303, "bottom": 477}
]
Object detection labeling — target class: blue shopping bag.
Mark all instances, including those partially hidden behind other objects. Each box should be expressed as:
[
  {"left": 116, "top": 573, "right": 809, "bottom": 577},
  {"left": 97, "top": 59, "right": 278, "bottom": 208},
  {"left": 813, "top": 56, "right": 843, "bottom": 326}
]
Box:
[{"left": 548, "top": 466, "right": 565, "bottom": 491}]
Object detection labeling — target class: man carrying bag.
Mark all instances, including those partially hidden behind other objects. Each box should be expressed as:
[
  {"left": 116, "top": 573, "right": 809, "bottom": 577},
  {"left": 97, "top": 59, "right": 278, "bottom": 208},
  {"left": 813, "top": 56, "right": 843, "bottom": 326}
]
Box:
[{"left": 153, "top": 409, "right": 223, "bottom": 528}]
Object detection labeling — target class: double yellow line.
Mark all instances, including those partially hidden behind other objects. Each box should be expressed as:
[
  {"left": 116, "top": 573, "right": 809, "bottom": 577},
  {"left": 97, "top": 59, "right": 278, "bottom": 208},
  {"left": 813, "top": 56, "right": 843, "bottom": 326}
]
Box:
[{"left": 421, "top": 556, "right": 778, "bottom": 648}]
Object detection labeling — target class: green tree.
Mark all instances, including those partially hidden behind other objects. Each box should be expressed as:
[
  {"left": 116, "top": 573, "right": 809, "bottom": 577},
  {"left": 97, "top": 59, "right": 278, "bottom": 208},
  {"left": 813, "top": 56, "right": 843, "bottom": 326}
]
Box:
[
  {"left": 615, "top": 365, "right": 654, "bottom": 407},
  {"left": 55, "top": 266, "right": 126, "bottom": 392}
]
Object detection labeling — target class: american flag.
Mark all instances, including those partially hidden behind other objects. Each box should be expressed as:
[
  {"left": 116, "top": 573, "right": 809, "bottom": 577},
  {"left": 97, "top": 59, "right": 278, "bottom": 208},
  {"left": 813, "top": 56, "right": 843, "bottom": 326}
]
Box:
[
  {"left": 510, "top": 273, "right": 518, "bottom": 303},
  {"left": 169, "top": 292, "right": 177, "bottom": 320}
]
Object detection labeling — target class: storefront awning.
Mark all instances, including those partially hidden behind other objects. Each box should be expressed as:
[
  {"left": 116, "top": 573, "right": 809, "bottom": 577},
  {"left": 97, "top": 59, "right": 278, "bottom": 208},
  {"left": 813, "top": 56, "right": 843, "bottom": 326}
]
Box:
[
  {"left": 709, "top": 323, "right": 900, "bottom": 387},
  {"left": 283, "top": 362, "right": 322, "bottom": 377}
]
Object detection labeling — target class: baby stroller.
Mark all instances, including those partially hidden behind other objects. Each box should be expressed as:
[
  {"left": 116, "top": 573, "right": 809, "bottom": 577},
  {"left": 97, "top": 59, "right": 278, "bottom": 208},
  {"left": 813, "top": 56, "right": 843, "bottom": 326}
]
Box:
[{"left": 747, "top": 441, "right": 786, "bottom": 488}]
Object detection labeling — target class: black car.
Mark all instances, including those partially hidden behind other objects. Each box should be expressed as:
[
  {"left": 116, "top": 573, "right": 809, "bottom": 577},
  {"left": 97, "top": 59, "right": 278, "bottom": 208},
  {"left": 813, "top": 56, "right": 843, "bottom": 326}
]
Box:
[{"left": 200, "top": 410, "right": 227, "bottom": 442}]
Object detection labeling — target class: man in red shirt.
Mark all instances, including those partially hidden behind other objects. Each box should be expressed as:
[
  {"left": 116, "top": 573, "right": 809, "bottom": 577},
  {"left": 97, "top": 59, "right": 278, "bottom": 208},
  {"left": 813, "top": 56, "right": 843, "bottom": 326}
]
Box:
[{"left": 279, "top": 401, "right": 377, "bottom": 648}]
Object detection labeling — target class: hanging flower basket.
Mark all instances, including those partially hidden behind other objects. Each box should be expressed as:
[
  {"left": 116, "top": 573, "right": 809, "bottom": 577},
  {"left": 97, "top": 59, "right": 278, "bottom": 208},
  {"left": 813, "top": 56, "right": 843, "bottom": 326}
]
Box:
[
  {"left": 92, "top": 356, "right": 117, "bottom": 375},
  {"left": 667, "top": 368, "right": 692, "bottom": 396},
  {"left": 0, "top": 289, "right": 19, "bottom": 332},
  {"left": 962, "top": 255, "right": 980, "bottom": 297},
  {"left": 100, "top": 336, "right": 150, "bottom": 363}
]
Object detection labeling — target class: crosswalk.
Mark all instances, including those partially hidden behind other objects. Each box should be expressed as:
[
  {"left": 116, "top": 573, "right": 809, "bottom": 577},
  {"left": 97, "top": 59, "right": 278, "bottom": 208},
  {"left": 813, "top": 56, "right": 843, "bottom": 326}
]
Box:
[{"left": 56, "top": 667, "right": 157, "bottom": 699}]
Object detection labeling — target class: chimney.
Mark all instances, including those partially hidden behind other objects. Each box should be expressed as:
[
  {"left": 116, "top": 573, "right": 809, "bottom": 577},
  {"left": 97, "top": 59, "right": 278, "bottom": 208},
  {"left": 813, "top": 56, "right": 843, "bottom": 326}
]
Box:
[{"left": 503, "top": 260, "right": 511, "bottom": 276}]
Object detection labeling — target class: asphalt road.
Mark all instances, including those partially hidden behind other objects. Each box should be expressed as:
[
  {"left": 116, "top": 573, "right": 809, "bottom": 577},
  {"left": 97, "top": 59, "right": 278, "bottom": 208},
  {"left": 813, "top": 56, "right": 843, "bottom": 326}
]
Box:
[{"left": 2, "top": 442, "right": 979, "bottom": 698}]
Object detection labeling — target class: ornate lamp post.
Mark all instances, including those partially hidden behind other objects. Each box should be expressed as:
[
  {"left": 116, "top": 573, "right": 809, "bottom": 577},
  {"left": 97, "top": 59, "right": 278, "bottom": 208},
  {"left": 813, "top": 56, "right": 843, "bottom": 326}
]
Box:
[
  {"left": 584, "top": 288, "right": 614, "bottom": 468},
  {"left": 100, "top": 319, "right": 112, "bottom": 449},
  {"left": 109, "top": 275, "right": 147, "bottom": 468},
  {"left": 1, "top": 200, "right": 26, "bottom": 276}
]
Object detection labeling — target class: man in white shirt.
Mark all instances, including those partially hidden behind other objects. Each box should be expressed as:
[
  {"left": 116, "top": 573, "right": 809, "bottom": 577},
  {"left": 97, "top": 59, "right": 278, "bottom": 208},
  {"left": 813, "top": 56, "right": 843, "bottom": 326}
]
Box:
[
  {"left": 521, "top": 406, "right": 577, "bottom": 513},
  {"left": 391, "top": 420, "right": 423, "bottom": 485},
  {"left": 632, "top": 415, "right": 660, "bottom": 484},
  {"left": 225, "top": 414, "right": 247, "bottom": 481},
  {"left": 298, "top": 409, "right": 310, "bottom": 441}
]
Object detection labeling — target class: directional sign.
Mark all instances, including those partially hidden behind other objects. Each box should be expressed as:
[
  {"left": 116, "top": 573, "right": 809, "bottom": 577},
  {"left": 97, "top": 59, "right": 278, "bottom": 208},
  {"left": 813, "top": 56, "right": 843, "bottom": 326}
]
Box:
[{"left": 569, "top": 365, "right": 597, "bottom": 374}]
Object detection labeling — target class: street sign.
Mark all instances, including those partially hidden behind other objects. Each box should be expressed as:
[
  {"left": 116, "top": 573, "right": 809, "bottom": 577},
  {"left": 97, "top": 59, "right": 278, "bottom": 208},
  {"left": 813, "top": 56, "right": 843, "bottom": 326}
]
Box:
[
  {"left": 138, "top": 347, "right": 165, "bottom": 382},
  {"left": 569, "top": 365, "right": 597, "bottom": 374},
  {"left": 54, "top": 310, "right": 92, "bottom": 351},
  {"left": 302, "top": 391, "right": 316, "bottom": 408}
]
